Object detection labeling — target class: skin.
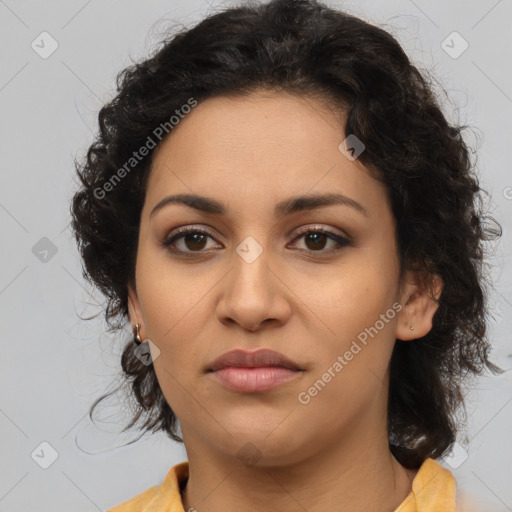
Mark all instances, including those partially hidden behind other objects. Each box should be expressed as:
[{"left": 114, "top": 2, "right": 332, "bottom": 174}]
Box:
[{"left": 127, "top": 90, "right": 443, "bottom": 512}]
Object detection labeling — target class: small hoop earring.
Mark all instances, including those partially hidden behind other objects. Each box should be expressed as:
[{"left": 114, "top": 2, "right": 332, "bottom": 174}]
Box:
[{"left": 133, "top": 323, "right": 143, "bottom": 346}]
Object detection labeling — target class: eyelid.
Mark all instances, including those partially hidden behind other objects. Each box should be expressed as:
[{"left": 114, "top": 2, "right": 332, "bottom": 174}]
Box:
[
  {"left": 293, "top": 223, "right": 352, "bottom": 242},
  {"left": 162, "top": 224, "right": 220, "bottom": 243},
  {"left": 162, "top": 223, "right": 350, "bottom": 241}
]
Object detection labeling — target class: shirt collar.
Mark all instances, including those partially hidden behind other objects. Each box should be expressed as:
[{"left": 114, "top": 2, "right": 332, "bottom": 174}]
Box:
[{"left": 141, "top": 457, "right": 455, "bottom": 512}]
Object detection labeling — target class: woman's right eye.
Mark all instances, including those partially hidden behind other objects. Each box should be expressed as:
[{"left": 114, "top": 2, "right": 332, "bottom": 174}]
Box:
[{"left": 162, "top": 228, "right": 219, "bottom": 256}]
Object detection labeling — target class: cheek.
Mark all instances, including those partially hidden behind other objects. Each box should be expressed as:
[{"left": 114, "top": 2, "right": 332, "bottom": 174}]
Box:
[
  {"left": 312, "top": 256, "right": 399, "bottom": 373},
  {"left": 321, "top": 260, "right": 397, "bottom": 330},
  {"left": 135, "top": 254, "right": 212, "bottom": 387},
  {"left": 136, "top": 245, "right": 209, "bottom": 337}
]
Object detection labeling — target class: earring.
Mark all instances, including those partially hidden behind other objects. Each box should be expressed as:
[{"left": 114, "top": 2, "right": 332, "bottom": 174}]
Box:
[
  {"left": 410, "top": 324, "right": 415, "bottom": 331},
  {"left": 133, "top": 323, "right": 143, "bottom": 346}
]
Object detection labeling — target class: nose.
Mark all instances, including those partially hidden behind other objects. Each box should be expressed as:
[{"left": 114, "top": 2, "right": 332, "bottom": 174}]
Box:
[{"left": 216, "top": 247, "right": 292, "bottom": 333}]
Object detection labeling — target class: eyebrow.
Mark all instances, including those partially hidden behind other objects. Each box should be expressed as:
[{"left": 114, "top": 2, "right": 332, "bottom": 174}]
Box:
[{"left": 149, "top": 192, "right": 368, "bottom": 219}]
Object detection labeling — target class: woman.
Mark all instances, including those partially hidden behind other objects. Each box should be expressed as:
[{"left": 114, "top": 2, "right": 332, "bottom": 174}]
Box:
[{"left": 70, "top": 0, "right": 503, "bottom": 510}]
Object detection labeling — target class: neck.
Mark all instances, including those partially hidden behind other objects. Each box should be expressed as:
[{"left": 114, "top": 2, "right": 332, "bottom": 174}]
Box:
[{"left": 181, "top": 409, "right": 417, "bottom": 512}]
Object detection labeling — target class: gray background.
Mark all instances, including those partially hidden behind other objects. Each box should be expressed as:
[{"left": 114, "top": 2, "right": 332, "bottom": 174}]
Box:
[{"left": 1, "top": 0, "right": 511, "bottom": 511}]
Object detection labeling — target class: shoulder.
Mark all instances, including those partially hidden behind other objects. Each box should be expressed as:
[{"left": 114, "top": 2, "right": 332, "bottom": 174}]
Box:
[
  {"left": 105, "top": 461, "right": 189, "bottom": 512},
  {"left": 106, "top": 485, "right": 159, "bottom": 512}
]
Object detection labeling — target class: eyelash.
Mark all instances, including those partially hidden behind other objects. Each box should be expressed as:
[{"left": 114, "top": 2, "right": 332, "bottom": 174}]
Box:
[{"left": 161, "top": 225, "right": 352, "bottom": 258}]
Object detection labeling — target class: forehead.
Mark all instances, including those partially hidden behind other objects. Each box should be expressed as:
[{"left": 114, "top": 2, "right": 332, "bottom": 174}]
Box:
[{"left": 143, "top": 91, "right": 388, "bottom": 222}]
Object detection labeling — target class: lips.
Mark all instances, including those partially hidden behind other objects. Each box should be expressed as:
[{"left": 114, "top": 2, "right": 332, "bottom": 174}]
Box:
[
  {"left": 207, "top": 348, "right": 304, "bottom": 393},
  {"left": 208, "top": 348, "right": 302, "bottom": 372}
]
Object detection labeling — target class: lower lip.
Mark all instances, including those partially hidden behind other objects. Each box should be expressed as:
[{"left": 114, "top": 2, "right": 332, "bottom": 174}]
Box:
[{"left": 210, "top": 367, "right": 302, "bottom": 393}]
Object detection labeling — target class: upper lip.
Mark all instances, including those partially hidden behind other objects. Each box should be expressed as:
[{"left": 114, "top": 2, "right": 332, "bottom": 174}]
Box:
[{"left": 208, "top": 349, "right": 302, "bottom": 372}]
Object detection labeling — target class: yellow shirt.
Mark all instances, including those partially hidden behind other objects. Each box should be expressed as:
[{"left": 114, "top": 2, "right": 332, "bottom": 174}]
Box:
[{"left": 106, "top": 457, "right": 478, "bottom": 512}]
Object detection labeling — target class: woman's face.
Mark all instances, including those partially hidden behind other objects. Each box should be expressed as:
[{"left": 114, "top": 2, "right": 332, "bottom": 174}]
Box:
[{"left": 128, "top": 90, "right": 428, "bottom": 465}]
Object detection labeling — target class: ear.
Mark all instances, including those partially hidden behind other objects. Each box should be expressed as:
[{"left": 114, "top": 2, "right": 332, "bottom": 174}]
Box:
[
  {"left": 395, "top": 271, "right": 443, "bottom": 341},
  {"left": 127, "top": 283, "right": 145, "bottom": 337}
]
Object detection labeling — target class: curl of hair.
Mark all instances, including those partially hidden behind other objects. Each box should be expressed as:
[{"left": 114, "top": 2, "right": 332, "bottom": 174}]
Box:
[{"left": 70, "top": 0, "right": 503, "bottom": 468}]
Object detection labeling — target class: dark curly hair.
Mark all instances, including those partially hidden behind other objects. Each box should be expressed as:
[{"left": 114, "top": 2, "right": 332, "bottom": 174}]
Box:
[{"left": 70, "top": 0, "right": 503, "bottom": 469}]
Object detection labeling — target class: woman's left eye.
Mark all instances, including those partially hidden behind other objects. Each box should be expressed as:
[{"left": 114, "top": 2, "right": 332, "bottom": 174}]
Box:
[
  {"left": 290, "top": 228, "right": 352, "bottom": 254},
  {"left": 162, "top": 226, "right": 352, "bottom": 257}
]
